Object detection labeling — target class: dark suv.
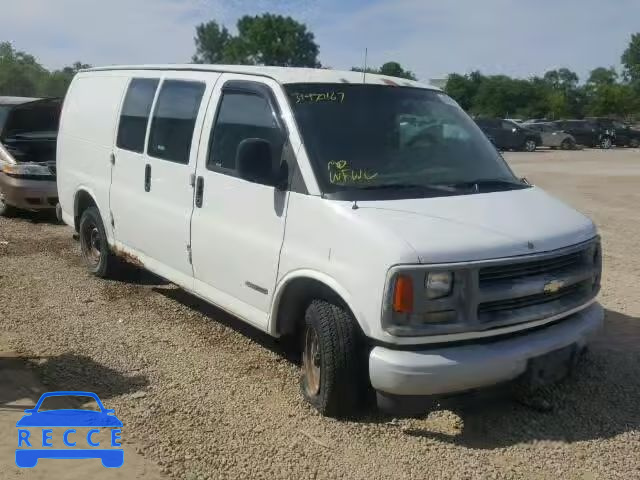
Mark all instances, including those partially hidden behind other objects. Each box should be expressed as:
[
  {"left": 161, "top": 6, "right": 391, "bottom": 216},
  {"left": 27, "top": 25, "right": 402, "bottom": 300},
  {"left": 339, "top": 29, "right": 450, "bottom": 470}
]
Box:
[
  {"left": 474, "top": 118, "right": 541, "bottom": 152},
  {"left": 552, "top": 119, "right": 615, "bottom": 149},
  {"left": 587, "top": 118, "right": 640, "bottom": 147}
]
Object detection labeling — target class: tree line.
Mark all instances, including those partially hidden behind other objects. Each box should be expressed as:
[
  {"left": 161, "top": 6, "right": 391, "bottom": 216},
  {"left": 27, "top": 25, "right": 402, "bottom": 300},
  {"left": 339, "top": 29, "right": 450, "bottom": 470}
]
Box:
[
  {"left": 0, "top": 42, "right": 90, "bottom": 98},
  {"left": 1, "top": 12, "right": 639, "bottom": 121}
]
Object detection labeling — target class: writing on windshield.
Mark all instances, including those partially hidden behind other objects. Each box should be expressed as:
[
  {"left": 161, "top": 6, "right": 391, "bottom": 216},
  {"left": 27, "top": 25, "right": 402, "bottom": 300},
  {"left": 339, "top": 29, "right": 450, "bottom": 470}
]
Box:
[{"left": 328, "top": 160, "right": 378, "bottom": 184}]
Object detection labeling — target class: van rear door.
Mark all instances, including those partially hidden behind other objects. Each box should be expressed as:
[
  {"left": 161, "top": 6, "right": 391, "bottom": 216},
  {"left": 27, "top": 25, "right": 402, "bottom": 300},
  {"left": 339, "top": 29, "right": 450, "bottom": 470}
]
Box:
[{"left": 110, "top": 76, "right": 159, "bottom": 257}]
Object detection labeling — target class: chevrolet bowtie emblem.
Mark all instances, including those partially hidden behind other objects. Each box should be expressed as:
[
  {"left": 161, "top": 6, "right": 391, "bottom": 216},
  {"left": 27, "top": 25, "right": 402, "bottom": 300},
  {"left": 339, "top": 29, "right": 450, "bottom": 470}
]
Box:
[{"left": 543, "top": 279, "right": 565, "bottom": 294}]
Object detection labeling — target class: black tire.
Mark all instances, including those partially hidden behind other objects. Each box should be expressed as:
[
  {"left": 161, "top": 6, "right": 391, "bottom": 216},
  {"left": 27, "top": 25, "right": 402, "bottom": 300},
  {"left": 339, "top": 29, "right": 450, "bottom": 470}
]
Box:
[
  {"left": 600, "top": 137, "right": 613, "bottom": 149},
  {"left": 630, "top": 138, "right": 640, "bottom": 148},
  {"left": 523, "top": 138, "right": 537, "bottom": 152},
  {"left": 0, "top": 187, "right": 17, "bottom": 217},
  {"left": 79, "top": 206, "right": 118, "bottom": 278},
  {"left": 560, "top": 138, "right": 575, "bottom": 150},
  {"left": 300, "top": 299, "right": 365, "bottom": 417}
]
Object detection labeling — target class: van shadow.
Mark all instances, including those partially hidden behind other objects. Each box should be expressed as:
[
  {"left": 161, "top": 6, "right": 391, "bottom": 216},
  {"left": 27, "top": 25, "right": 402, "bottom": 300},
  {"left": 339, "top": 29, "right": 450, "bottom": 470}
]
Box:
[
  {"left": 108, "top": 263, "right": 169, "bottom": 287},
  {"left": 399, "top": 309, "right": 640, "bottom": 449},
  {"left": 0, "top": 353, "right": 148, "bottom": 411},
  {"left": 153, "top": 287, "right": 300, "bottom": 365}
]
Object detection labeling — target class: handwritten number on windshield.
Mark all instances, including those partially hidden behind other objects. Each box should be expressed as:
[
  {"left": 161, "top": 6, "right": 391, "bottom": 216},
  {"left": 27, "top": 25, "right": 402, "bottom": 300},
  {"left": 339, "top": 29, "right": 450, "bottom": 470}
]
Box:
[{"left": 292, "top": 92, "right": 345, "bottom": 104}]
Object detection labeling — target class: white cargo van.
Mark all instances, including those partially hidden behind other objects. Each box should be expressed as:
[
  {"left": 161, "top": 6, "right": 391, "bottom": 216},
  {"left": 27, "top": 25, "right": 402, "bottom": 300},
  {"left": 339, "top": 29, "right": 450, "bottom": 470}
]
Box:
[{"left": 57, "top": 65, "right": 603, "bottom": 416}]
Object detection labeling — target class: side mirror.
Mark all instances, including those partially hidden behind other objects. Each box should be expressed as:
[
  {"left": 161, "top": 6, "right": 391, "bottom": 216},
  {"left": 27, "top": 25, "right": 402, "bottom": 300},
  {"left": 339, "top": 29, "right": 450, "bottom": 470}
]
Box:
[{"left": 236, "top": 138, "right": 275, "bottom": 186}]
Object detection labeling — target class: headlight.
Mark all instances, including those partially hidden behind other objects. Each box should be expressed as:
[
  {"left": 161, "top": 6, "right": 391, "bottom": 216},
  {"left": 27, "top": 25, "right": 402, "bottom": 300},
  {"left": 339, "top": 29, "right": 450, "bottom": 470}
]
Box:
[
  {"left": 425, "top": 271, "right": 453, "bottom": 299},
  {"left": 0, "top": 163, "right": 53, "bottom": 177}
]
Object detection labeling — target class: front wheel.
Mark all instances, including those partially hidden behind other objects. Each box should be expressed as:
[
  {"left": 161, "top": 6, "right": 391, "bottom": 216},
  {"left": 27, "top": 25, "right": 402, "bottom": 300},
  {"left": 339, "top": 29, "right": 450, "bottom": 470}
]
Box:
[
  {"left": 300, "top": 300, "right": 366, "bottom": 417},
  {"left": 79, "top": 206, "right": 118, "bottom": 278},
  {"left": 600, "top": 137, "right": 613, "bottom": 149},
  {"left": 629, "top": 138, "right": 640, "bottom": 148},
  {"left": 561, "top": 138, "right": 576, "bottom": 150},
  {"left": 523, "top": 139, "right": 537, "bottom": 152}
]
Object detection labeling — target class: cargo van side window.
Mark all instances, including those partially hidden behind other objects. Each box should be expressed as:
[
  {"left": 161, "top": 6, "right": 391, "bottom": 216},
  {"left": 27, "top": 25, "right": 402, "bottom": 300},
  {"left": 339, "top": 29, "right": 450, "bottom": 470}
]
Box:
[
  {"left": 207, "top": 91, "right": 283, "bottom": 174},
  {"left": 116, "top": 78, "right": 159, "bottom": 153},
  {"left": 148, "top": 80, "right": 205, "bottom": 165}
]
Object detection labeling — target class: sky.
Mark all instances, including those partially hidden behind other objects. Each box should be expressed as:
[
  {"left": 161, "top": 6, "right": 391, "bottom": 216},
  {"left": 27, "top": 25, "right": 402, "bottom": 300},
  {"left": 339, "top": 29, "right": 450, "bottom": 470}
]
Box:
[{"left": 2, "top": 0, "right": 639, "bottom": 82}]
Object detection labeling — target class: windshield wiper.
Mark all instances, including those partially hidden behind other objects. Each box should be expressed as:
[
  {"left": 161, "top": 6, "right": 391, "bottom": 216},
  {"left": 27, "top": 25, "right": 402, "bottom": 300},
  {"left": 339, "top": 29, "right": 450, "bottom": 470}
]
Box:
[
  {"left": 354, "top": 183, "right": 457, "bottom": 193},
  {"left": 446, "top": 179, "right": 528, "bottom": 192}
]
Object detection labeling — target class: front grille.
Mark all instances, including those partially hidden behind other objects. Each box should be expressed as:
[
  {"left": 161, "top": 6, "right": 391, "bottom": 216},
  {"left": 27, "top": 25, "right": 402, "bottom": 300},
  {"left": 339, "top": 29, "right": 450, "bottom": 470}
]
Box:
[
  {"left": 479, "top": 281, "right": 589, "bottom": 314},
  {"left": 476, "top": 240, "right": 600, "bottom": 329},
  {"left": 479, "top": 250, "right": 585, "bottom": 283}
]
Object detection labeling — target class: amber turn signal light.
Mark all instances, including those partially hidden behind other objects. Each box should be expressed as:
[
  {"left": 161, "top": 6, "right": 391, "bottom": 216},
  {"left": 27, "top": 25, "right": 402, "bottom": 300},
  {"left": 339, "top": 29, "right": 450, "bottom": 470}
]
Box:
[{"left": 393, "top": 275, "right": 414, "bottom": 313}]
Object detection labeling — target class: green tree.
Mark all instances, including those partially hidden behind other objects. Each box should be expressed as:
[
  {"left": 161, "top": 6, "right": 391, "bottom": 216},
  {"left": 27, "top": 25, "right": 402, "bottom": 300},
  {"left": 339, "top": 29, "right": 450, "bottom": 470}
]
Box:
[
  {"left": 192, "top": 21, "right": 232, "bottom": 64},
  {"left": 378, "top": 62, "right": 416, "bottom": 80},
  {"left": 587, "top": 83, "right": 637, "bottom": 117},
  {"left": 444, "top": 71, "right": 484, "bottom": 111},
  {"left": 352, "top": 61, "right": 417, "bottom": 81},
  {"left": 44, "top": 62, "right": 92, "bottom": 97},
  {"left": 0, "top": 42, "right": 47, "bottom": 96},
  {"left": 192, "top": 14, "right": 320, "bottom": 67},
  {"left": 621, "top": 33, "right": 640, "bottom": 85},
  {"left": 543, "top": 68, "right": 579, "bottom": 93},
  {"left": 587, "top": 67, "right": 618, "bottom": 87}
]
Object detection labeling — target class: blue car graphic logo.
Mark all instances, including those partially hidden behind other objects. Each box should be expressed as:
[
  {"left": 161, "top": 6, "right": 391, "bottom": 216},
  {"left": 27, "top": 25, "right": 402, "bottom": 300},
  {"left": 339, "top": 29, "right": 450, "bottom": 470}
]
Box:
[{"left": 15, "top": 391, "right": 123, "bottom": 468}]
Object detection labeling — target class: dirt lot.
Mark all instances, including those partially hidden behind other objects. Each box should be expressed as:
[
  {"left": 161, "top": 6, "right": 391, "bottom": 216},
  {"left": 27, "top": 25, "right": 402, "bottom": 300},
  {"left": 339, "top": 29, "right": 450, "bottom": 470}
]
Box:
[{"left": 1, "top": 148, "right": 639, "bottom": 480}]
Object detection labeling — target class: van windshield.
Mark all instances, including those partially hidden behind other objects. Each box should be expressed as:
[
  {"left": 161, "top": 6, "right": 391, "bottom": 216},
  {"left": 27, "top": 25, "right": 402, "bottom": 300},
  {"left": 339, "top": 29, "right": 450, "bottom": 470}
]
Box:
[{"left": 285, "top": 84, "right": 523, "bottom": 199}]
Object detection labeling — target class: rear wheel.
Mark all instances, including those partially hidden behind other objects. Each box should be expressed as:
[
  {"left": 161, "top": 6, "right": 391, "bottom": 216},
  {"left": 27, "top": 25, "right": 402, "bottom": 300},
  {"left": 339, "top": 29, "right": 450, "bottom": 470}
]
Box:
[
  {"left": 0, "top": 187, "right": 17, "bottom": 217},
  {"left": 523, "top": 139, "right": 537, "bottom": 152},
  {"left": 600, "top": 137, "right": 613, "bottom": 149},
  {"left": 300, "top": 300, "right": 366, "bottom": 417},
  {"left": 560, "top": 138, "right": 575, "bottom": 150},
  {"left": 79, "top": 206, "right": 118, "bottom": 278},
  {"left": 630, "top": 138, "right": 640, "bottom": 148}
]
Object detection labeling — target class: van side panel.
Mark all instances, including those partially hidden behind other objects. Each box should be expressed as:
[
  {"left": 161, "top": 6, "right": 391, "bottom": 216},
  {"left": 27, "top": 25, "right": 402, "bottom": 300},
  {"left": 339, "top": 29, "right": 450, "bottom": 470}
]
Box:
[{"left": 57, "top": 74, "right": 129, "bottom": 242}]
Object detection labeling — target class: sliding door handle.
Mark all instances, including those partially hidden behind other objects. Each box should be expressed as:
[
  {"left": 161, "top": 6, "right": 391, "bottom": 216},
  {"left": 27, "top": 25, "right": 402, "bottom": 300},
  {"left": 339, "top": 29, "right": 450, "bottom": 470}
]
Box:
[
  {"left": 144, "top": 164, "right": 151, "bottom": 192},
  {"left": 195, "top": 176, "right": 204, "bottom": 208}
]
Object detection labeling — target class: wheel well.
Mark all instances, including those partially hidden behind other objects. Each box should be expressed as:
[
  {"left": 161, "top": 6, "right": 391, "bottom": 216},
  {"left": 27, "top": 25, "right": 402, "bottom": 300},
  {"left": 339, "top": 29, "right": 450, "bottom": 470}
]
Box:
[
  {"left": 74, "top": 190, "right": 97, "bottom": 232},
  {"left": 274, "top": 277, "right": 357, "bottom": 339}
]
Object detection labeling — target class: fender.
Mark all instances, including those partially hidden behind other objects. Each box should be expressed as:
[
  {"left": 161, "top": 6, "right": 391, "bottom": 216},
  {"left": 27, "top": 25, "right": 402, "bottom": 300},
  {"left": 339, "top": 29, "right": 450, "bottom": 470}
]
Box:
[
  {"left": 268, "top": 268, "right": 371, "bottom": 337},
  {"left": 73, "top": 187, "right": 114, "bottom": 245}
]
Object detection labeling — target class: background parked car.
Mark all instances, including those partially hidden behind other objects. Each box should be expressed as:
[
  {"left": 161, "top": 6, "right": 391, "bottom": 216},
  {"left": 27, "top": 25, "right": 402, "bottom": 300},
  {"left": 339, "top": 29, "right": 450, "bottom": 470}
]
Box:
[
  {"left": 523, "top": 118, "right": 549, "bottom": 124},
  {"left": 0, "top": 96, "right": 61, "bottom": 216},
  {"left": 525, "top": 122, "right": 577, "bottom": 149},
  {"left": 586, "top": 117, "right": 640, "bottom": 147},
  {"left": 475, "top": 118, "right": 541, "bottom": 152},
  {"left": 552, "top": 119, "right": 615, "bottom": 149}
]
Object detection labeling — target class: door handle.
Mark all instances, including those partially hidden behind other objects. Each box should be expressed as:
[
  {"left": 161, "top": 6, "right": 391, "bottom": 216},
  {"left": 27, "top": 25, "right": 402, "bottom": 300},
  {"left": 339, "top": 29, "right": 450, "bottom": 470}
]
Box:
[
  {"left": 195, "top": 176, "right": 204, "bottom": 208},
  {"left": 144, "top": 164, "right": 151, "bottom": 192}
]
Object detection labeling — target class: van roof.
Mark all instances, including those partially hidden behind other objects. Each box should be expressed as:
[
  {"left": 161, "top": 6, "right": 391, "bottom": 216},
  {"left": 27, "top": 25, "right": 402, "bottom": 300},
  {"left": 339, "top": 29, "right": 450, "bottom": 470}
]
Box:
[{"left": 86, "top": 64, "right": 436, "bottom": 90}]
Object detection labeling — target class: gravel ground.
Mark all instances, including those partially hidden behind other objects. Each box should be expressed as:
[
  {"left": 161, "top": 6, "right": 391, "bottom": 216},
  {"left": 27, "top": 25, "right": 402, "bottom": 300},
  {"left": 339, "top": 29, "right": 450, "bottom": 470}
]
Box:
[{"left": 1, "top": 148, "right": 639, "bottom": 480}]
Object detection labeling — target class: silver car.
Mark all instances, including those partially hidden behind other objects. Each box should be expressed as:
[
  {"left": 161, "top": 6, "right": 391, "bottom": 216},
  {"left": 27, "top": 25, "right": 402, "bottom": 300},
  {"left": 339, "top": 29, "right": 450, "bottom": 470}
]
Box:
[
  {"left": 0, "top": 97, "right": 60, "bottom": 217},
  {"left": 526, "top": 122, "right": 576, "bottom": 149}
]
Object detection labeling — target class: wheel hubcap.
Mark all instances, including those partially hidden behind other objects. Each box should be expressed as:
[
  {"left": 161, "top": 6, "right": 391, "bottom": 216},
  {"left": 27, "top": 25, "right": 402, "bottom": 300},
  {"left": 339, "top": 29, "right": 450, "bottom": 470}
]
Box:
[
  {"left": 526, "top": 141, "right": 536, "bottom": 151},
  {"left": 303, "top": 326, "right": 321, "bottom": 396},
  {"left": 82, "top": 223, "right": 102, "bottom": 267}
]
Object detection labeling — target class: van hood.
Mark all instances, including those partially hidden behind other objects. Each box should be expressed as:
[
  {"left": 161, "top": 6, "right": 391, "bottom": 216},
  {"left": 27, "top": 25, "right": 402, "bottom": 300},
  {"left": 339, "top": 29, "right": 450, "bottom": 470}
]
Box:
[{"left": 353, "top": 186, "right": 596, "bottom": 264}]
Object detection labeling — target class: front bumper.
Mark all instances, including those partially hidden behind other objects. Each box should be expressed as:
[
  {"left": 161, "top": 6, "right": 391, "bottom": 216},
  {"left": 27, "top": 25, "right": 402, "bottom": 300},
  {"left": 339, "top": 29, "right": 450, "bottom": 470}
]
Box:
[
  {"left": 369, "top": 302, "right": 603, "bottom": 396},
  {"left": 0, "top": 173, "right": 58, "bottom": 210}
]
